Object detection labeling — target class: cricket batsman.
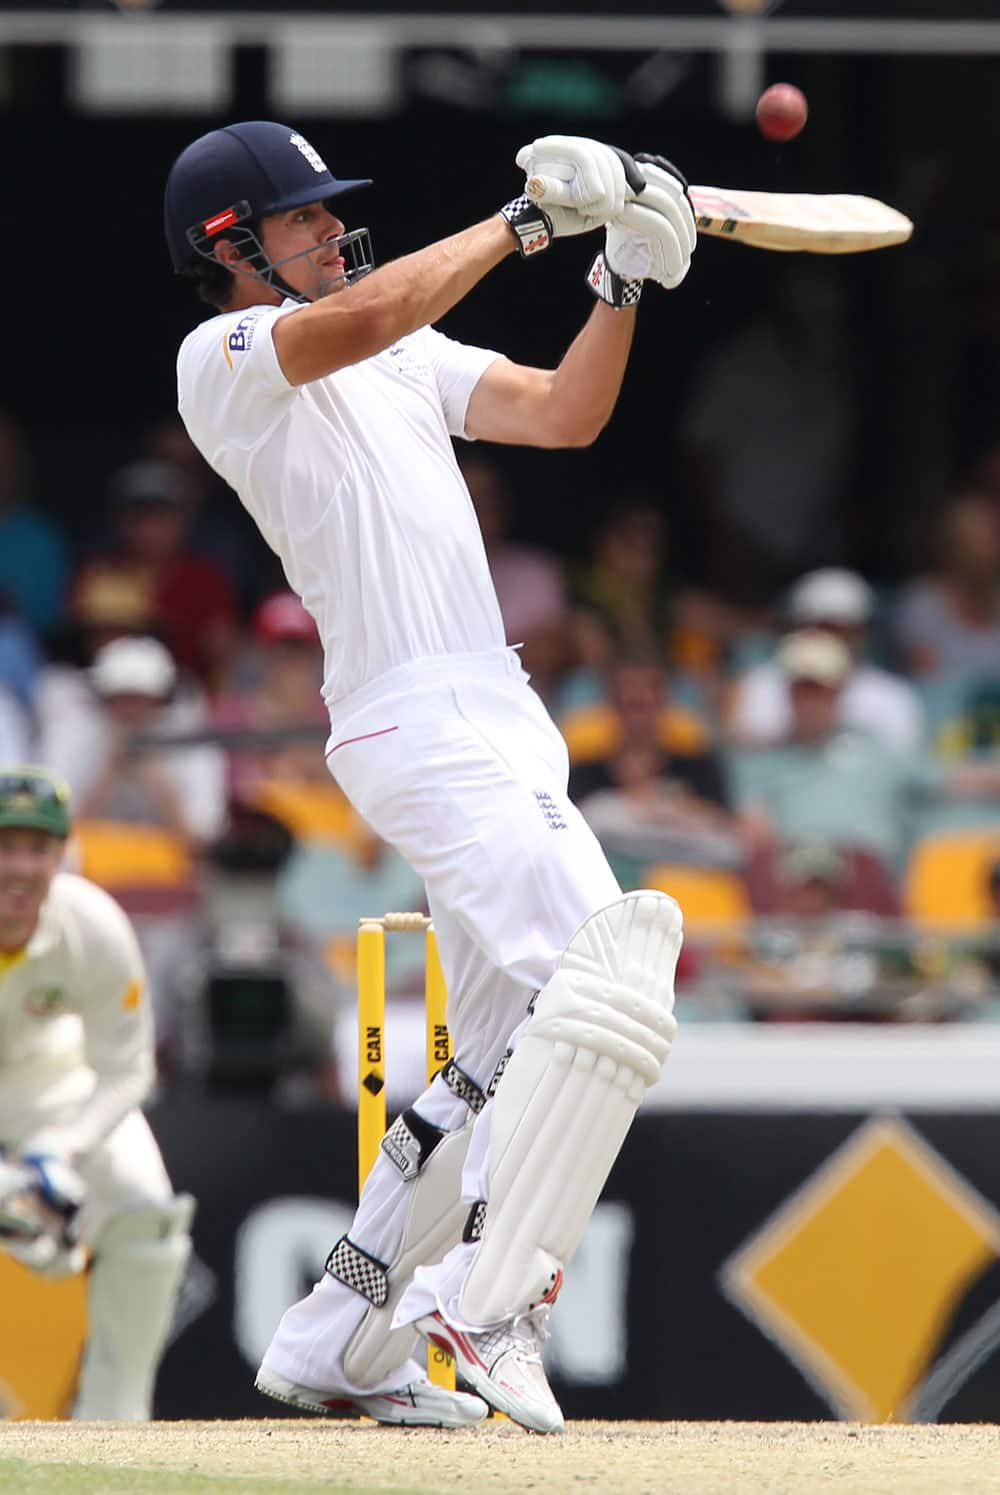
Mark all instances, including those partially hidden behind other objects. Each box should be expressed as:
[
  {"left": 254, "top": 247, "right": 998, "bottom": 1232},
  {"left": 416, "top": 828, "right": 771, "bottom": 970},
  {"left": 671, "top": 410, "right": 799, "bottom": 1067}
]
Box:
[
  {"left": 0, "top": 766, "right": 194, "bottom": 1419},
  {"left": 165, "top": 121, "right": 690, "bottom": 1432}
]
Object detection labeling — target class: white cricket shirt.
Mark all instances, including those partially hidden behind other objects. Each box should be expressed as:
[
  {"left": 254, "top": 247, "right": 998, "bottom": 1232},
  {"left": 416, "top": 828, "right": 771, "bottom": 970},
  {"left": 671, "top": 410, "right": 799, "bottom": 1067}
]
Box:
[
  {"left": 177, "top": 303, "right": 508, "bottom": 708},
  {"left": 0, "top": 873, "right": 153, "bottom": 1160}
]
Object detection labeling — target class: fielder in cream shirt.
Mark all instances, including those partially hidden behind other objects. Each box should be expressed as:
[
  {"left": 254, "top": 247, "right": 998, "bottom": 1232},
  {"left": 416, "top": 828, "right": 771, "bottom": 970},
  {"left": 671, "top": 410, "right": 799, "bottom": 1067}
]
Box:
[{"left": 0, "top": 766, "right": 193, "bottom": 1419}]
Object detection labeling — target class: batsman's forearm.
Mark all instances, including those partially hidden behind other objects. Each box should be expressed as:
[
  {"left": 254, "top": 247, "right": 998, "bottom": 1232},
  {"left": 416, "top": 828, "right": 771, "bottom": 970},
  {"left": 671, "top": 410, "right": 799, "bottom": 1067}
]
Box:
[
  {"left": 547, "top": 301, "right": 637, "bottom": 442},
  {"left": 276, "top": 218, "right": 516, "bottom": 385}
]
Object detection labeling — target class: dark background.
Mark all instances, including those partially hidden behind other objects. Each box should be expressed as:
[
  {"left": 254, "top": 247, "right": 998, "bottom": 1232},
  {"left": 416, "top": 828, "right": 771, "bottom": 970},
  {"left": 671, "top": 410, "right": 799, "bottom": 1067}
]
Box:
[
  {"left": 0, "top": 17, "right": 996, "bottom": 584},
  {"left": 151, "top": 1097, "right": 1000, "bottom": 1422},
  {"left": 18, "top": 3, "right": 1000, "bottom": 19}
]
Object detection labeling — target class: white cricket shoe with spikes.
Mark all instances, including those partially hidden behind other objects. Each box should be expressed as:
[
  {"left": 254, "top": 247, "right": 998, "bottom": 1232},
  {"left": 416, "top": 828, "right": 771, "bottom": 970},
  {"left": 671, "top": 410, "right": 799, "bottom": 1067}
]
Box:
[
  {"left": 415, "top": 1306, "right": 565, "bottom": 1434},
  {"left": 255, "top": 1367, "right": 489, "bottom": 1428}
]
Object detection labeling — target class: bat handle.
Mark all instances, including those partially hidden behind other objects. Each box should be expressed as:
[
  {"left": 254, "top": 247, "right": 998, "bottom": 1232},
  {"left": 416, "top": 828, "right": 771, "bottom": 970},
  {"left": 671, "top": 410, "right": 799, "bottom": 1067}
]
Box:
[{"left": 525, "top": 174, "right": 574, "bottom": 208}]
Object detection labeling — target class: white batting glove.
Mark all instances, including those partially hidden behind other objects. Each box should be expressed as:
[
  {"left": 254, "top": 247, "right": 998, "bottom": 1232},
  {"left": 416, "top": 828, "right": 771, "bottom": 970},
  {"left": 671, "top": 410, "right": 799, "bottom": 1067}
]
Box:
[
  {"left": 606, "top": 155, "right": 697, "bottom": 292},
  {"left": 500, "top": 136, "right": 646, "bottom": 259},
  {"left": 0, "top": 1154, "right": 87, "bottom": 1276},
  {"left": 516, "top": 135, "right": 638, "bottom": 224}
]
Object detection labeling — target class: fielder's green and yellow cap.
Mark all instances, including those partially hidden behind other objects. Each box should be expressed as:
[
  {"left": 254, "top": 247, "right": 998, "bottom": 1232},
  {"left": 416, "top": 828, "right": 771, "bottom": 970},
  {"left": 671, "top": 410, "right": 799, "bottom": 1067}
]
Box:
[{"left": 0, "top": 766, "right": 71, "bottom": 839}]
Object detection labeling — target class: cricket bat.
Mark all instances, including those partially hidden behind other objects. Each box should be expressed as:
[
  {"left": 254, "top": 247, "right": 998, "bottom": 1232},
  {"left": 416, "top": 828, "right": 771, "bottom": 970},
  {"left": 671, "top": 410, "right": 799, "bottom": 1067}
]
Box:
[
  {"left": 525, "top": 173, "right": 913, "bottom": 254},
  {"left": 686, "top": 186, "right": 912, "bottom": 254}
]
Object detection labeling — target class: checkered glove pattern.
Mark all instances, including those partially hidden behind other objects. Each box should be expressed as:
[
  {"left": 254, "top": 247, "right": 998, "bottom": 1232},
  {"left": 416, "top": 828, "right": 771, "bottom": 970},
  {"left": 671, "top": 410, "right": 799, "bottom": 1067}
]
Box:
[
  {"left": 586, "top": 249, "right": 643, "bottom": 309},
  {"left": 498, "top": 194, "right": 553, "bottom": 259}
]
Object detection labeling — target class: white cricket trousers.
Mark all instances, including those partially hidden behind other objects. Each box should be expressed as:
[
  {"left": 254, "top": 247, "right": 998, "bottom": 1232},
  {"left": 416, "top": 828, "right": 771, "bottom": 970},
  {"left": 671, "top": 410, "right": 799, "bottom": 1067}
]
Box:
[{"left": 261, "top": 647, "right": 621, "bottom": 1395}]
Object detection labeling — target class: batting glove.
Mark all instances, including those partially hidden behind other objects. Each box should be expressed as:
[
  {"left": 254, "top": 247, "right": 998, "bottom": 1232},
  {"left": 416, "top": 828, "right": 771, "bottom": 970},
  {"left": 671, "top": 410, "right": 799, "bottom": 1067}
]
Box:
[
  {"left": 600, "top": 155, "right": 697, "bottom": 296},
  {"left": 0, "top": 1153, "right": 87, "bottom": 1277},
  {"left": 19, "top": 1154, "right": 87, "bottom": 1220},
  {"left": 501, "top": 136, "right": 646, "bottom": 259}
]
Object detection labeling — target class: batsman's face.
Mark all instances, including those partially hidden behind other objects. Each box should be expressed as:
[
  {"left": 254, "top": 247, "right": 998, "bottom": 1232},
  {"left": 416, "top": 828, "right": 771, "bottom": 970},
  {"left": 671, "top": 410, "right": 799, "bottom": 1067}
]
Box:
[
  {"left": 260, "top": 202, "right": 349, "bottom": 300},
  {"left": 0, "top": 828, "right": 64, "bottom": 947}
]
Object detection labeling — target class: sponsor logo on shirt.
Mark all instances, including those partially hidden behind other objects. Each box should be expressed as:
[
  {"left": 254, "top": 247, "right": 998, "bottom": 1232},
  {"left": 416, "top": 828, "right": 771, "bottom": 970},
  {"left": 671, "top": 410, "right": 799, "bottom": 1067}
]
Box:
[
  {"left": 24, "top": 985, "right": 66, "bottom": 1016},
  {"left": 387, "top": 342, "right": 432, "bottom": 382},
  {"left": 534, "top": 789, "right": 567, "bottom": 831},
  {"left": 223, "top": 312, "right": 262, "bottom": 370}
]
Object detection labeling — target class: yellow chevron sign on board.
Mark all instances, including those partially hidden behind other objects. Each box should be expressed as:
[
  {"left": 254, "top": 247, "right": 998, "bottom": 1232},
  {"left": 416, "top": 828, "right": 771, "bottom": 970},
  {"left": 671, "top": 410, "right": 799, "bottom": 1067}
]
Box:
[{"left": 721, "top": 1117, "right": 1000, "bottom": 1423}]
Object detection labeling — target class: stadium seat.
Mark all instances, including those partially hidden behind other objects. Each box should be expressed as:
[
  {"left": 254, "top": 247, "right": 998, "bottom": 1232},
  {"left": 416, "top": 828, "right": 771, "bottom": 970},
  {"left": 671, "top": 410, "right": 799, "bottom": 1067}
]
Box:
[
  {"left": 903, "top": 830, "right": 1000, "bottom": 929},
  {"left": 71, "top": 820, "right": 196, "bottom": 913},
  {"left": 560, "top": 700, "right": 710, "bottom": 764},
  {"left": 643, "top": 863, "right": 751, "bottom": 934},
  {"left": 249, "top": 778, "right": 368, "bottom": 849}
]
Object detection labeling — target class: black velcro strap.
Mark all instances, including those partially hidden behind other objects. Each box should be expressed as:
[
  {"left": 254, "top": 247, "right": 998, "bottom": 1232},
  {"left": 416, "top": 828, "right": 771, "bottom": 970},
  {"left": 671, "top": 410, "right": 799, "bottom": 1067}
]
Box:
[
  {"left": 498, "top": 195, "right": 552, "bottom": 259},
  {"left": 380, "top": 1107, "right": 445, "bottom": 1181},
  {"left": 441, "top": 1058, "right": 486, "bottom": 1114},
  {"left": 633, "top": 151, "right": 689, "bottom": 192},
  {"left": 486, "top": 1049, "right": 512, "bottom": 1100},
  {"left": 463, "top": 1200, "right": 487, "bottom": 1243},
  {"left": 609, "top": 145, "right": 647, "bottom": 196},
  {"left": 325, "top": 1234, "right": 389, "bottom": 1306}
]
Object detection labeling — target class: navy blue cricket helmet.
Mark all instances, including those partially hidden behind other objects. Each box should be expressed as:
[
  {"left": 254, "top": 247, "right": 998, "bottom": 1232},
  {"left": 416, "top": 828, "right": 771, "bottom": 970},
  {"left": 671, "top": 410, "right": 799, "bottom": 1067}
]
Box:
[{"left": 164, "top": 121, "right": 374, "bottom": 293}]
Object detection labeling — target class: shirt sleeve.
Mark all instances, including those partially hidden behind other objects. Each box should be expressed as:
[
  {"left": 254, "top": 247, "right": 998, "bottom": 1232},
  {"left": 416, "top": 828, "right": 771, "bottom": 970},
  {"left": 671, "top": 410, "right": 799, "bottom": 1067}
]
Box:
[
  {"left": 18, "top": 890, "right": 155, "bottom": 1164},
  {"left": 177, "top": 304, "right": 300, "bottom": 478},
  {"left": 421, "top": 326, "right": 504, "bottom": 439}
]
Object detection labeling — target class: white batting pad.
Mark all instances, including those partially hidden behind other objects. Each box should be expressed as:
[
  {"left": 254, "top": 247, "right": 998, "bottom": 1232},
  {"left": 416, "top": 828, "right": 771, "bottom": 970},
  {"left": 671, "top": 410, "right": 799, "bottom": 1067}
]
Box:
[
  {"left": 344, "top": 1120, "right": 473, "bottom": 1387},
  {"left": 458, "top": 890, "right": 682, "bottom": 1327}
]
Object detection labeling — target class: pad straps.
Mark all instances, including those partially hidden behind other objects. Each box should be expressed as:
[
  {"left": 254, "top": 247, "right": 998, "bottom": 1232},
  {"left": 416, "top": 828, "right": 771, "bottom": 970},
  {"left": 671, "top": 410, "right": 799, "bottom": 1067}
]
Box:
[
  {"left": 325, "top": 1235, "right": 390, "bottom": 1307},
  {"left": 441, "top": 1057, "right": 486, "bottom": 1113}
]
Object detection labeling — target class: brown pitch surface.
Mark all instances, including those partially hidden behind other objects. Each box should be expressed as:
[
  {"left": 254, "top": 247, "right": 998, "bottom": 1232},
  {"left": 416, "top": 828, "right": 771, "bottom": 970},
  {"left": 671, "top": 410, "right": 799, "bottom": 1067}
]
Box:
[{"left": 4, "top": 1419, "right": 1000, "bottom": 1494}]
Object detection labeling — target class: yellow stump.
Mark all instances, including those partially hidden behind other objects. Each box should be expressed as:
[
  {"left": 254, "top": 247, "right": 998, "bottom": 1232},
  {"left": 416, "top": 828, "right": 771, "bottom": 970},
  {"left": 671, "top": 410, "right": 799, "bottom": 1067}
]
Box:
[
  {"left": 423, "top": 924, "right": 456, "bottom": 1389},
  {"left": 356, "top": 920, "right": 387, "bottom": 1187},
  {"left": 424, "top": 926, "right": 451, "bottom": 1087},
  {"left": 357, "top": 915, "right": 455, "bottom": 1390}
]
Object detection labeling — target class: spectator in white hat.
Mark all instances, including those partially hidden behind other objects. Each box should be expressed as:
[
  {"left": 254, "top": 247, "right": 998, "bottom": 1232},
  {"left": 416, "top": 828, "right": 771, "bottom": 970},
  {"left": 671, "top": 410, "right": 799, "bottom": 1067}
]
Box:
[
  {"left": 728, "top": 567, "right": 924, "bottom": 752},
  {"left": 57, "top": 637, "right": 227, "bottom": 1064},
  {"left": 64, "top": 636, "right": 226, "bottom": 850},
  {"left": 731, "top": 629, "right": 1000, "bottom": 874}
]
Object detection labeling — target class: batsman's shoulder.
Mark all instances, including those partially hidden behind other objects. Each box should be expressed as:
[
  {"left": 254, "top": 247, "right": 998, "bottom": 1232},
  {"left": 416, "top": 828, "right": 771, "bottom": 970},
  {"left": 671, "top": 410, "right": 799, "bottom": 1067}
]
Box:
[{"left": 178, "top": 302, "right": 289, "bottom": 372}]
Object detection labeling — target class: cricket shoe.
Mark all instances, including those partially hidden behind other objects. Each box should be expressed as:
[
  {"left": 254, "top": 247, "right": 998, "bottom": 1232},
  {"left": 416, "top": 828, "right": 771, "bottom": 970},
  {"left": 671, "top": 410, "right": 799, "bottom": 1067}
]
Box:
[
  {"left": 254, "top": 1367, "right": 489, "bottom": 1427},
  {"left": 415, "top": 1307, "right": 565, "bottom": 1434}
]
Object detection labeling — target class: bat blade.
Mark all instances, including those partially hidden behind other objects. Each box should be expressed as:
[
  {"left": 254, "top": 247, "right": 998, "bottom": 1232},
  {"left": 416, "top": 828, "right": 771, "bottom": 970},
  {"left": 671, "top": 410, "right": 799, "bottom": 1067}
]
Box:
[{"left": 688, "top": 186, "right": 913, "bottom": 254}]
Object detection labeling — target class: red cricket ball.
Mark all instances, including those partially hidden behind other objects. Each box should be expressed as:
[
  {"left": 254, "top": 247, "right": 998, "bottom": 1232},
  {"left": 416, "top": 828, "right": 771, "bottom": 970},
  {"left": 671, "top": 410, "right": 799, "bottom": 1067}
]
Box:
[{"left": 755, "top": 83, "right": 809, "bottom": 143}]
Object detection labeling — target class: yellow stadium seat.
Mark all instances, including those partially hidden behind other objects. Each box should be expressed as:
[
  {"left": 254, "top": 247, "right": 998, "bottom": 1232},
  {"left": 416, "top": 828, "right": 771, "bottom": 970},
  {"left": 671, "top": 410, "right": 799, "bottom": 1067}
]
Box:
[
  {"left": 903, "top": 831, "right": 1000, "bottom": 930},
  {"left": 560, "top": 702, "right": 709, "bottom": 764},
  {"left": 250, "top": 779, "right": 369, "bottom": 849},
  {"left": 643, "top": 863, "right": 751, "bottom": 935},
  {"left": 71, "top": 820, "right": 193, "bottom": 889}
]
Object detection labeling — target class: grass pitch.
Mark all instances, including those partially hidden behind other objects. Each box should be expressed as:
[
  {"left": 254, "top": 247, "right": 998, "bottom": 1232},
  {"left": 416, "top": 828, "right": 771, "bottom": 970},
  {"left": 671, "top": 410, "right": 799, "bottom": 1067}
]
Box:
[{"left": 3, "top": 1419, "right": 1000, "bottom": 1494}]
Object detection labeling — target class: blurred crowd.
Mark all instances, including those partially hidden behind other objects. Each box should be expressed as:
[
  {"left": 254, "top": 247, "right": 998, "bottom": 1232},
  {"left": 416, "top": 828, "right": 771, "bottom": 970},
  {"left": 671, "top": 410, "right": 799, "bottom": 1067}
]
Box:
[{"left": 3, "top": 401, "right": 1000, "bottom": 1102}]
